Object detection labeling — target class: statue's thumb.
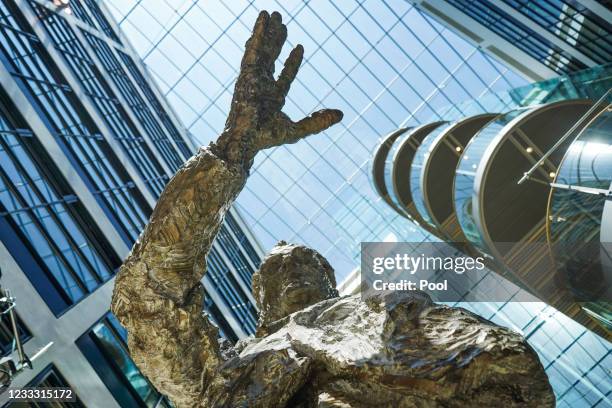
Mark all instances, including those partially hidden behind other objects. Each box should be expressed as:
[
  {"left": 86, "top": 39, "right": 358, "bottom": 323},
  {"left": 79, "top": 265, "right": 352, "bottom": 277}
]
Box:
[{"left": 294, "top": 109, "right": 343, "bottom": 139}]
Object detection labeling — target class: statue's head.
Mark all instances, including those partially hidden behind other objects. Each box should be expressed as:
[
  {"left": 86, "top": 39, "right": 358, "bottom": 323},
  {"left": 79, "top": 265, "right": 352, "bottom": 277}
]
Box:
[{"left": 252, "top": 241, "right": 339, "bottom": 335}]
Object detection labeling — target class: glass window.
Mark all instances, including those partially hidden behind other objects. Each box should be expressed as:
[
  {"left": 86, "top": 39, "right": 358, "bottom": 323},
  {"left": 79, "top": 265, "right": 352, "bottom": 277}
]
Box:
[
  {"left": 81, "top": 0, "right": 123, "bottom": 44},
  {"left": 76, "top": 313, "right": 171, "bottom": 408},
  {"left": 117, "top": 51, "right": 193, "bottom": 159},
  {"left": 82, "top": 32, "right": 184, "bottom": 171},
  {"left": 445, "top": 0, "right": 591, "bottom": 74}
]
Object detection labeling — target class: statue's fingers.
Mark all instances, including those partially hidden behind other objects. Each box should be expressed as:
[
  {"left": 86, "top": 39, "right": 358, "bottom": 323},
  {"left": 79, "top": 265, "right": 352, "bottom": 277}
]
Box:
[
  {"left": 265, "top": 11, "right": 287, "bottom": 74},
  {"left": 293, "top": 109, "right": 344, "bottom": 140},
  {"left": 277, "top": 45, "right": 303, "bottom": 97},
  {"left": 242, "top": 11, "right": 269, "bottom": 66}
]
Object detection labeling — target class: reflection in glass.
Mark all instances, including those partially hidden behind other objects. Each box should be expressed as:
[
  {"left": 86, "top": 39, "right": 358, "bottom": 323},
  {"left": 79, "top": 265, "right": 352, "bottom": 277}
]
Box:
[{"left": 91, "top": 315, "right": 171, "bottom": 408}]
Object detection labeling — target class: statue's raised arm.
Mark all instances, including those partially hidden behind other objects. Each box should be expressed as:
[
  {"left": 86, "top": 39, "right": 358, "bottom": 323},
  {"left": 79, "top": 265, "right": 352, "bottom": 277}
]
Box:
[{"left": 111, "top": 10, "right": 342, "bottom": 406}]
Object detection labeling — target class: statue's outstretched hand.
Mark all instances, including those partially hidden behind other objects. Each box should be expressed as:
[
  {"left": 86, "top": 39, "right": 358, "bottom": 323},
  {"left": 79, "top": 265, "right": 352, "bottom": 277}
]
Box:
[{"left": 216, "top": 10, "right": 343, "bottom": 170}]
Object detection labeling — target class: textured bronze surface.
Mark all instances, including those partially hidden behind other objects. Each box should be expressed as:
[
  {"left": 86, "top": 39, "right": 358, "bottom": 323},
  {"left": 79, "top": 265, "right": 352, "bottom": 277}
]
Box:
[{"left": 111, "top": 10, "right": 554, "bottom": 408}]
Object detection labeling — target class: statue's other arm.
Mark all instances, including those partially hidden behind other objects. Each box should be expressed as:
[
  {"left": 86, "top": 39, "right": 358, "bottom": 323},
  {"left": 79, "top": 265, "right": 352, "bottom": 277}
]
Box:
[{"left": 110, "top": 11, "right": 342, "bottom": 407}]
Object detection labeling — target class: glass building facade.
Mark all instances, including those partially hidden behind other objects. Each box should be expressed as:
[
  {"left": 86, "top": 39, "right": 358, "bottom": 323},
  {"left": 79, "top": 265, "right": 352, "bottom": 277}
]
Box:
[
  {"left": 0, "top": 1, "right": 262, "bottom": 406},
  {"left": 0, "top": 83, "right": 119, "bottom": 315},
  {"left": 104, "top": 1, "right": 611, "bottom": 406},
  {"left": 444, "top": 0, "right": 611, "bottom": 74}
]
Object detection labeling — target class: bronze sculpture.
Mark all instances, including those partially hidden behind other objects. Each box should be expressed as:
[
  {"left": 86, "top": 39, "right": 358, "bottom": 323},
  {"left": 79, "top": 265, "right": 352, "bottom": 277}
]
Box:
[{"left": 111, "top": 11, "right": 554, "bottom": 407}]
